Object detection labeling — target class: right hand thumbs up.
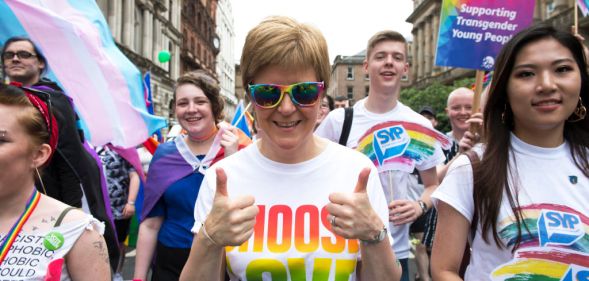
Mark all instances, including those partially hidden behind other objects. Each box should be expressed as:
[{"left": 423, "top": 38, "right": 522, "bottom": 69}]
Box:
[
  {"left": 204, "top": 168, "right": 259, "bottom": 247},
  {"left": 214, "top": 167, "right": 228, "bottom": 197}
]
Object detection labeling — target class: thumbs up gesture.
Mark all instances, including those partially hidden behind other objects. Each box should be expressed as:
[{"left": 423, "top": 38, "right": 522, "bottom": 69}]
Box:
[
  {"left": 202, "top": 168, "right": 259, "bottom": 246},
  {"left": 326, "top": 167, "right": 384, "bottom": 241}
]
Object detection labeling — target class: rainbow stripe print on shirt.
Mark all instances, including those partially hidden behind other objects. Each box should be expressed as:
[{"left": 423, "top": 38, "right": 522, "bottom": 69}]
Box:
[
  {"left": 356, "top": 121, "right": 452, "bottom": 173},
  {"left": 224, "top": 204, "right": 360, "bottom": 280},
  {"left": 491, "top": 203, "right": 589, "bottom": 280}
]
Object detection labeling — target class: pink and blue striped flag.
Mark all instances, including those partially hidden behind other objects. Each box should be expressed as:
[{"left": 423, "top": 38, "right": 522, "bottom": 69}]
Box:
[
  {"left": 579, "top": 0, "right": 589, "bottom": 16},
  {"left": 0, "top": 0, "right": 167, "bottom": 148}
]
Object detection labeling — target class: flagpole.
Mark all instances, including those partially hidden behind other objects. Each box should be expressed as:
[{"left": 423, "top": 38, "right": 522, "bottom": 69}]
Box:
[
  {"left": 575, "top": 0, "right": 579, "bottom": 34},
  {"left": 469, "top": 70, "right": 485, "bottom": 134}
]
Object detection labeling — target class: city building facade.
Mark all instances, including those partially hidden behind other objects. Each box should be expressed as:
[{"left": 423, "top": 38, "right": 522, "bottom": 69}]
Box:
[
  {"left": 180, "top": 0, "right": 219, "bottom": 78},
  {"left": 215, "top": 0, "right": 238, "bottom": 117},
  {"left": 327, "top": 52, "right": 370, "bottom": 105},
  {"left": 406, "top": 0, "right": 588, "bottom": 89},
  {"left": 234, "top": 64, "right": 245, "bottom": 102},
  {"left": 97, "top": 0, "right": 182, "bottom": 124}
]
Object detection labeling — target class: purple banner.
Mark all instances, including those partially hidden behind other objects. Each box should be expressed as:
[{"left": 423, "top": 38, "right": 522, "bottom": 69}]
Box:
[{"left": 435, "top": 0, "right": 535, "bottom": 70}]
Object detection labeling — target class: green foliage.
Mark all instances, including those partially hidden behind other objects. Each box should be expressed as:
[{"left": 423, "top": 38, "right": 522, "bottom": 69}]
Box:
[{"left": 400, "top": 78, "right": 475, "bottom": 133}]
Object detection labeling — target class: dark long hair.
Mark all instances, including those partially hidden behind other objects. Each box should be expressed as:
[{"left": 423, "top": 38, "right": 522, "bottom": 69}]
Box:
[{"left": 475, "top": 24, "right": 589, "bottom": 249}]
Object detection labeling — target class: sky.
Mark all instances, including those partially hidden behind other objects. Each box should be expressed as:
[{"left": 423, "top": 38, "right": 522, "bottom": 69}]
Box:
[{"left": 231, "top": 0, "right": 415, "bottom": 64}]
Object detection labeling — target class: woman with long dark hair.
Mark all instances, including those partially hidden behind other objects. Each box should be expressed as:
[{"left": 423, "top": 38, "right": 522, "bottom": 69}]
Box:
[{"left": 431, "top": 24, "right": 589, "bottom": 280}]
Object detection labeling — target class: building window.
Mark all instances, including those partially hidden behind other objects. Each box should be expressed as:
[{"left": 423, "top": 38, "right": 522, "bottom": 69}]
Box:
[
  {"left": 346, "top": 66, "right": 354, "bottom": 80},
  {"left": 364, "top": 73, "right": 369, "bottom": 80},
  {"left": 401, "top": 74, "right": 409, "bottom": 81},
  {"left": 365, "top": 86, "right": 369, "bottom": 96},
  {"left": 347, "top": 86, "right": 353, "bottom": 99}
]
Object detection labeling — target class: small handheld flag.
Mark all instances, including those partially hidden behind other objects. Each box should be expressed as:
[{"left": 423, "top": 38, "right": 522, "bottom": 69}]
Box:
[{"left": 231, "top": 101, "right": 252, "bottom": 138}]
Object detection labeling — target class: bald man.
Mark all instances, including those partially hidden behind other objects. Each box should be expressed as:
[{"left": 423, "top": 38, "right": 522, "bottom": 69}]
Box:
[{"left": 445, "top": 87, "right": 475, "bottom": 145}]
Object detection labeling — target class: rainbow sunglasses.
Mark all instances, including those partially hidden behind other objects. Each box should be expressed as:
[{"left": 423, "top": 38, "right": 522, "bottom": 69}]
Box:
[{"left": 248, "top": 81, "right": 325, "bottom": 109}]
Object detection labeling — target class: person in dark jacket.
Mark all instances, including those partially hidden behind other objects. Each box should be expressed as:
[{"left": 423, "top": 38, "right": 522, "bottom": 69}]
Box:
[{"left": 1, "top": 36, "right": 120, "bottom": 273}]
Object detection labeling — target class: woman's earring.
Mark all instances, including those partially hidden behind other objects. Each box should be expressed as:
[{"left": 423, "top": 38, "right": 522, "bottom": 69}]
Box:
[
  {"left": 501, "top": 104, "right": 507, "bottom": 124},
  {"left": 35, "top": 167, "right": 47, "bottom": 194},
  {"left": 568, "top": 97, "right": 587, "bottom": 123}
]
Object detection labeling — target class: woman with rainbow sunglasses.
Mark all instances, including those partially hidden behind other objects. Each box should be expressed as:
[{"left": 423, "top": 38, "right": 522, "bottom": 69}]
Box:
[{"left": 180, "top": 16, "right": 401, "bottom": 281}]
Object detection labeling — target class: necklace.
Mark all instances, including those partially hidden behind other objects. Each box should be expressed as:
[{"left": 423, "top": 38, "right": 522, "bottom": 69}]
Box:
[
  {"left": 188, "top": 125, "right": 218, "bottom": 143},
  {"left": 0, "top": 189, "right": 41, "bottom": 264}
]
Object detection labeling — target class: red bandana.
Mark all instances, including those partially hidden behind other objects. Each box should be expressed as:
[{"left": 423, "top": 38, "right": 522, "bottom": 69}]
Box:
[{"left": 8, "top": 82, "right": 59, "bottom": 160}]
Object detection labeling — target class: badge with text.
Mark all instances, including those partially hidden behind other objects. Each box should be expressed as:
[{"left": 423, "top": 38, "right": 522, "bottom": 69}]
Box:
[{"left": 43, "top": 232, "right": 64, "bottom": 251}]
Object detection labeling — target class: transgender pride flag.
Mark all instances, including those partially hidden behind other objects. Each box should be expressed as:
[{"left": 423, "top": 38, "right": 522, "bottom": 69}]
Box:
[
  {"left": 579, "top": 0, "right": 589, "bottom": 16},
  {"left": 0, "top": 0, "right": 167, "bottom": 148}
]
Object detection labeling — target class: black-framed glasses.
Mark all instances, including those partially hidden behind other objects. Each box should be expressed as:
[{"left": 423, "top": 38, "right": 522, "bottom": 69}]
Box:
[{"left": 2, "top": 51, "right": 37, "bottom": 60}]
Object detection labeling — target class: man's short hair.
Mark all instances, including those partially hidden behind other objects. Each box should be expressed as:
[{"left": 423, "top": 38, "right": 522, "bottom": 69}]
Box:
[{"left": 366, "top": 30, "right": 407, "bottom": 59}]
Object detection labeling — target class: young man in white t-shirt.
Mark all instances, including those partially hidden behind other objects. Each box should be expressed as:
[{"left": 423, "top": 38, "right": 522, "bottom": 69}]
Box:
[{"left": 316, "top": 30, "right": 446, "bottom": 281}]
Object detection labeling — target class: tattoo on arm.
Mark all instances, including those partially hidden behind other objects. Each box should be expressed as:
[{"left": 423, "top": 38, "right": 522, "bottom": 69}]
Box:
[{"left": 92, "top": 240, "right": 109, "bottom": 264}]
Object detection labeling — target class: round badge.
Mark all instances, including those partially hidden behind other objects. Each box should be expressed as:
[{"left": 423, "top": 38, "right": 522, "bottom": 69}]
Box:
[{"left": 43, "top": 232, "right": 64, "bottom": 251}]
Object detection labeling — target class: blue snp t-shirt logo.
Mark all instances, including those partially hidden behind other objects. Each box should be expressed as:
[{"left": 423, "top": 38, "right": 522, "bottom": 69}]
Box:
[
  {"left": 373, "top": 125, "right": 410, "bottom": 166},
  {"left": 538, "top": 210, "right": 584, "bottom": 247},
  {"left": 562, "top": 265, "right": 589, "bottom": 281}
]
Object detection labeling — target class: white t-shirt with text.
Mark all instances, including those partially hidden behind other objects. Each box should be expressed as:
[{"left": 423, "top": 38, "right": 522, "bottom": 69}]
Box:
[
  {"left": 0, "top": 215, "right": 104, "bottom": 281},
  {"left": 432, "top": 134, "right": 589, "bottom": 280},
  {"left": 193, "top": 141, "right": 391, "bottom": 281}
]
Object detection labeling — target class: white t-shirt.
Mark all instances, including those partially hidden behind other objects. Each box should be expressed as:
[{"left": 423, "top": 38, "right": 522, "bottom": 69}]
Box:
[
  {"left": 0, "top": 215, "right": 104, "bottom": 281},
  {"left": 315, "top": 99, "right": 447, "bottom": 259},
  {"left": 193, "top": 141, "right": 391, "bottom": 281},
  {"left": 432, "top": 134, "right": 589, "bottom": 280}
]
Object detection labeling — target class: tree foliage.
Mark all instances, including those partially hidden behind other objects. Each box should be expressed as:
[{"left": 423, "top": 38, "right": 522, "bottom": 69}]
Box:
[{"left": 400, "top": 78, "right": 474, "bottom": 133}]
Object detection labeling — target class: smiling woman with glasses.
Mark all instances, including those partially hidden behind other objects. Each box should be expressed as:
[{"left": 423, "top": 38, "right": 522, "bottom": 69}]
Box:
[{"left": 180, "top": 16, "right": 401, "bottom": 281}]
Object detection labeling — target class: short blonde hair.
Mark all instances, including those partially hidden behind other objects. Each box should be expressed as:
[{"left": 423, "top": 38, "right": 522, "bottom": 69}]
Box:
[
  {"left": 240, "top": 16, "right": 330, "bottom": 101},
  {"left": 366, "top": 30, "right": 407, "bottom": 59}
]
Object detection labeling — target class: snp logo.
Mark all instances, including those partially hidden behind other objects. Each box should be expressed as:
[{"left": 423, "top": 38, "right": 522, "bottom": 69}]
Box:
[
  {"left": 373, "top": 125, "right": 410, "bottom": 166},
  {"left": 561, "top": 265, "right": 589, "bottom": 281},
  {"left": 538, "top": 210, "right": 584, "bottom": 247}
]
